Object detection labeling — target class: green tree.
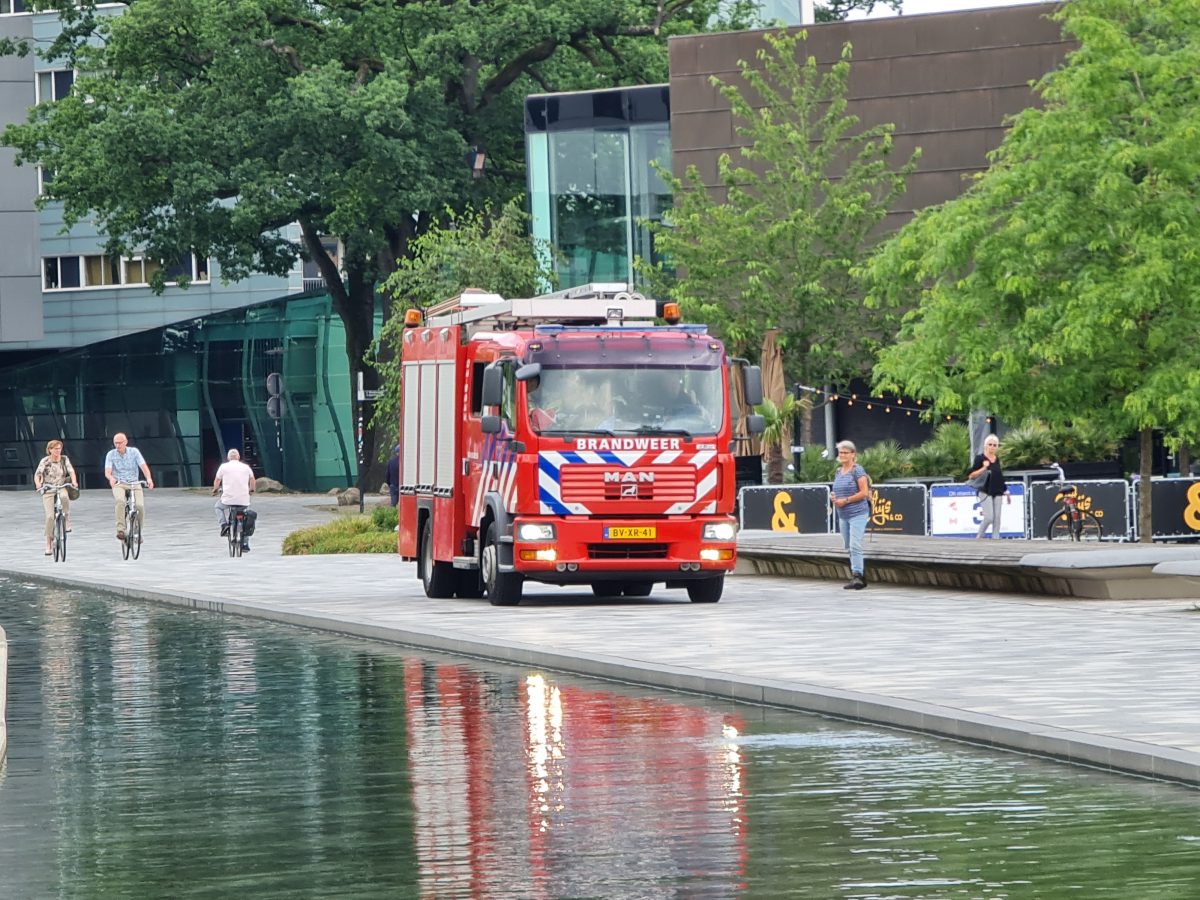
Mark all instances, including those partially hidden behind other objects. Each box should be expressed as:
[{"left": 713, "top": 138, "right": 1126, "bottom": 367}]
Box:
[
  {"left": 816, "top": 0, "right": 901, "bottom": 22},
  {"left": 374, "top": 199, "right": 555, "bottom": 449},
  {"left": 643, "top": 30, "right": 917, "bottom": 394},
  {"left": 1, "top": 0, "right": 743, "bottom": 491},
  {"left": 755, "top": 393, "right": 805, "bottom": 484},
  {"left": 866, "top": 0, "right": 1200, "bottom": 541}
]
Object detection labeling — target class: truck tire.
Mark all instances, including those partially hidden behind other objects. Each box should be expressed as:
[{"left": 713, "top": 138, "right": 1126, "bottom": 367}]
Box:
[
  {"left": 686, "top": 576, "right": 723, "bottom": 603},
  {"left": 420, "top": 520, "right": 456, "bottom": 599},
  {"left": 483, "top": 521, "right": 523, "bottom": 606},
  {"left": 623, "top": 583, "right": 653, "bottom": 598}
]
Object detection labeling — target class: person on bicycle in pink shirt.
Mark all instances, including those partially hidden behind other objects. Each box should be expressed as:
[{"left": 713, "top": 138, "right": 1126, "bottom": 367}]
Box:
[{"left": 213, "top": 449, "right": 256, "bottom": 552}]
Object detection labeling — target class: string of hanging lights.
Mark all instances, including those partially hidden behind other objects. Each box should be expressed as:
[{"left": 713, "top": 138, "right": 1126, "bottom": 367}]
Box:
[{"left": 791, "top": 384, "right": 992, "bottom": 424}]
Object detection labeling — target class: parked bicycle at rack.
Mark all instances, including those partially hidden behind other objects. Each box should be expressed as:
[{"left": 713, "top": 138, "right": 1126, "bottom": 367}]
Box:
[
  {"left": 118, "top": 480, "right": 147, "bottom": 560},
  {"left": 1046, "top": 463, "right": 1103, "bottom": 541},
  {"left": 40, "top": 484, "right": 69, "bottom": 562}
]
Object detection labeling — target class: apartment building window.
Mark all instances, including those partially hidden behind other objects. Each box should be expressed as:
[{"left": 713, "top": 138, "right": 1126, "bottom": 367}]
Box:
[
  {"left": 1, "top": 1, "right": 30, "bottom": 15},
  {"left": 36, "top": 69, "right": 74, "bottom": 103},
  {"left": 84, "top": 255, "right": 122, "bottom": 286},
  {"left": 121, "top": 255, "right": 209, "bottom": 285},
  {"left": 44, "top": 257, "right": 81, "bottom": 290},
  {"left": 44, "top": 253, "right": 211, "bottom": 291}
]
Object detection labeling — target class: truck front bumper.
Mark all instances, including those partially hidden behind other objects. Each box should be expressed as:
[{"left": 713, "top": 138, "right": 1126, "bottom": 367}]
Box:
[{"left": 509, "top": 516, "right": 737, "bottom": 583}]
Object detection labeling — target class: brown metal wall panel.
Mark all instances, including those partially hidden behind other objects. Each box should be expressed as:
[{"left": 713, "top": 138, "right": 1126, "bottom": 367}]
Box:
[{"left": 668, "top": 3, "right": 1071, "bottom": 224}]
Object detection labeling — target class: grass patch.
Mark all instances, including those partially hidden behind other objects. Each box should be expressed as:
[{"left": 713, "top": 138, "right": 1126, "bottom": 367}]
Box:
[{"left": 283, "top": 511, "right": 398, "bottom": 555}]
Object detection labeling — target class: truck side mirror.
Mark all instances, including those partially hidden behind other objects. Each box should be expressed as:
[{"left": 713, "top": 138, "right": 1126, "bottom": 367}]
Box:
[
  {"left": 481, "top": 366, "right": 503, "bottom": 407},
  {"left": 481, "top": 415, "right": 502, "bottom": 434},
  {"left": 746, "top": 414, "right": 766, "bottom": 435},
  {"left": 743, "top": 366, "right": 764, "bottom": 407},
  {"left": 515, "top": 362, "right": 541, "bottom": 382}
]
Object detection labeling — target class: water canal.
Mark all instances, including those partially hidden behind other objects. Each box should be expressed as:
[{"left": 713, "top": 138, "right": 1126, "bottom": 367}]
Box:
[{"left": 1, "top": 578, "right": 1198, "bottom": 898}]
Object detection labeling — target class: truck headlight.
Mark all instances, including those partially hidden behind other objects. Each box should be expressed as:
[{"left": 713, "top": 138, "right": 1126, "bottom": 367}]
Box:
[
  {"left": 703, "top": 522, "right": 737, "bottom": 541},
  {"left": 517, "top": 523, "right": 556, "bottom": 541}
]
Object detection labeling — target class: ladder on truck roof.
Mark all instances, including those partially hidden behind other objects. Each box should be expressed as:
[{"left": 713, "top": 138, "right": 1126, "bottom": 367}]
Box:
[{"left": 424, "top": 283, "right": 659, "bottom": 331}]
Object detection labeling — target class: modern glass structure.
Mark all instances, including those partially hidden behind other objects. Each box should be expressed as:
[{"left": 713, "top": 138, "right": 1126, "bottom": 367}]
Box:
[
  {"left": 0, "top": 294, "right": 360, "bottom": 492},
  {"left": 525, "top": 85, "right": 672, "bottom": 290}
]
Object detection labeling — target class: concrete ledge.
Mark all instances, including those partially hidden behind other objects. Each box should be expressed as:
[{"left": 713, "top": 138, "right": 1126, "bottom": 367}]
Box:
[
  {"left": 1152, "top": 561, "right": 1200, "bottom": 581},
  {"left": 736, "top": 533, "right": 1200, "bottom": 599},
  {"left": 13, "top": 571, "right": 1200, "bottom": 788},
  {"left": 1, "top": 624, "right": 6, "bottom": 764}
]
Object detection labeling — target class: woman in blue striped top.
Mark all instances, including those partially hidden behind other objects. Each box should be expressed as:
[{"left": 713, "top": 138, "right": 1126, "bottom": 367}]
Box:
[{"left": 831, "top": 440, "right": 871, "bottom": 590}]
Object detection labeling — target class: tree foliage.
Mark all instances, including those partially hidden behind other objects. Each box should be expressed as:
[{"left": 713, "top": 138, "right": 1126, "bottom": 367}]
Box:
[
  {"left": 865, "top": 0, "right": 1200, "bottom": 538},
  {"left": 815, "top": 0, "right": 901, "bottom": 23},
  {"left": 3, "top": 0, "right": 749, "bottom": 489},
  {"left": 373, "top": 199, "right": 555, "bottom": 451},
  {"left": 643, "top": 30, "right": 917, "bottom": 390}
]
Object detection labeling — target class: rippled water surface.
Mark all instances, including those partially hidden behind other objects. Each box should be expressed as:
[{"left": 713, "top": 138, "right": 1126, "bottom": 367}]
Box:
[{"left": 1, "top": 579, "right": 1198, "bottom": 898}]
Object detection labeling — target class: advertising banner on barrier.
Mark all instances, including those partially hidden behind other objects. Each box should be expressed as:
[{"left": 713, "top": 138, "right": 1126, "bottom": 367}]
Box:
[
  {"left": 739, "top": 485, "right": 831, "bottom": 533},
  {"left": 1028, "top": 480, "right": 1128, "bottom": 541},
  {"left": 1135, "top": 478, "right": 1200, "bottom": 539},
  {"left": 868, "top": 484, "right": 927, "bottom": 535},
  {"left": 929, "top": 482, "right": 1026, "bottom": 538}
]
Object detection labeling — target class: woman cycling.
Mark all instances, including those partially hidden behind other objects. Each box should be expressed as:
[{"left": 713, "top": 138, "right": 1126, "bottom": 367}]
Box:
[{"left": 34, "top": 439, "right": 79, "bottom": 555}]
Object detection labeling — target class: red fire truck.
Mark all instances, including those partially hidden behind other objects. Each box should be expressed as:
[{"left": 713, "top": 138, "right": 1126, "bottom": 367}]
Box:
[{"left": 396, "top": 283, "right": 763, "bottom": 606}]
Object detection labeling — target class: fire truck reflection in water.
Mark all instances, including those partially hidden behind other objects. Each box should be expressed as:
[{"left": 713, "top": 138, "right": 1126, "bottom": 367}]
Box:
[{"left": 403, "top": 660, "right": 748, "bottom": 895}]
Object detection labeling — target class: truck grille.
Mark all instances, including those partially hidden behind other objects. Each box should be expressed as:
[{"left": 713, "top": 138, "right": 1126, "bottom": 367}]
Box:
[
  {"left": 560, "top": 466, "right": 696, "bottom": 503},
  {"left": 588, "top": 543, "right": 669, "bottom": 560}
]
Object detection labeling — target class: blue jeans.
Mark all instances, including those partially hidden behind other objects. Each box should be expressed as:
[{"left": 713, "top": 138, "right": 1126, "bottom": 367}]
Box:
[{"left": 838, "top": 512, "right": 867, "bottom": 577}]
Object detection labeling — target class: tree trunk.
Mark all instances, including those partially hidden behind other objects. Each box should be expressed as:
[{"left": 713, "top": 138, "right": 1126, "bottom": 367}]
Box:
[
  {"left": 300, "top": 221, "right": 392, "bottom": 501},
  {"left": 343, "top": 270, "right": 385, "bottom": 499},
  {"left": 765, "top": 442, "right": 784, "bottom": 484},
  {"left": 1138, "top": 426, "right": 1153, "bottom": 543}
]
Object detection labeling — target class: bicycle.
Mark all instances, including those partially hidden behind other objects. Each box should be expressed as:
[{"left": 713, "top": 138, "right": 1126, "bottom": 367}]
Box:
[
  {"left": 40, "top": 484, "right": 68, "bottom": 562},
  {"left": 1045, "top": 463, "right": 1103, "bottom": 541},
  {"left": 225, "top": 504, "right": 249, "bottom": 558},
  {"left": 118, "top": 480, "right": 146, "bottom": 560}
]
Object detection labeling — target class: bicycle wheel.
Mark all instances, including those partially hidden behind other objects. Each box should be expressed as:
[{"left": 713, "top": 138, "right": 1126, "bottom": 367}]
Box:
[
  {"left": 229, "top": 515, "right": 242, "bottom": 558},
  {"left": 1073, "top": 511, "right": 1103, "bottom": 542},
  {"left": 129, "top": 511, "right": 142, "bottom": 560},
  {"left": 1046, "top": 510, "right": 1074, "bottom": 540},
  {"left": 54, "top": 510, "right": 66, "bottom": 562},
  {"left": 122, "top": 510, "right": 132, "bottom": 559}
]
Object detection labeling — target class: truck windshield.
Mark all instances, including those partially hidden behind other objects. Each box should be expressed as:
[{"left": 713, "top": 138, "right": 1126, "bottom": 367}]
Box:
[{"left": 526, "top": 366, "right": 724, "bottom": 436}]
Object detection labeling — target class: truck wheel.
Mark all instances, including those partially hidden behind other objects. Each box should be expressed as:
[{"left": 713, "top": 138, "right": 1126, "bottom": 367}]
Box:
[
  {"left": 591, "top": 583, "right": 622, "bottom": 598},
  {"left": 624, "top": 583, "right": 653, "bottom": 598},
  {"left": 483, "top": 521, "right": 522, "bottom": 606},
  {"left": 420, "top": 520, "right": 456, "bottom": 599},
  {"left": 686, "top": 576, "right": 724, "bottom": 603}
]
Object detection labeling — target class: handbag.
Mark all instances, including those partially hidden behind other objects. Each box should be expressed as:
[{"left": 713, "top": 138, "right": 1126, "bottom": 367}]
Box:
[{"left": 966, "top": 470, "right": 989, "bottom": 490}]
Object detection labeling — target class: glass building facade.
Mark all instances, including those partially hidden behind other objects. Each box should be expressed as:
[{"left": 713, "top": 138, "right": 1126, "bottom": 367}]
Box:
[
  {"left": 0, "top": 294, "right": 361, "bottom": 492},
  {"left": 525, "top": 85, "right": 672, "bottom": 290}
]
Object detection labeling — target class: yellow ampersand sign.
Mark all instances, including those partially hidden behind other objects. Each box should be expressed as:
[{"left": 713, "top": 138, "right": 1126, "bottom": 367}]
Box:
[
  {"left": 771, "top": 491, "right": 798, "bottom": 532},
  {"left": 1184, "top": 483, "right": 1200, "bottom": 531}
]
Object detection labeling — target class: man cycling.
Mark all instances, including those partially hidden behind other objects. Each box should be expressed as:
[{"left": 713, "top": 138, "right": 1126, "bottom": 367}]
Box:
[
  {"left": 104, "top": 432, "right": 154, "bottom": 541},
  {"left": 212, "top": 448, "right": 257, "bottom": 552}
]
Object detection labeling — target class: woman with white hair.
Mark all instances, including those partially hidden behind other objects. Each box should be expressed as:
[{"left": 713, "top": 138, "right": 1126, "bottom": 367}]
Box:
[{"left": 831, "top": 440, "right": 871, "bottom": 590}]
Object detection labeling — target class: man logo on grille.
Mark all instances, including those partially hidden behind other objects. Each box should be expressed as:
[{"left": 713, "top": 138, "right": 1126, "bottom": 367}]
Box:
[{"left": 621, "top": 483, "right": 639, "bottom": 498}]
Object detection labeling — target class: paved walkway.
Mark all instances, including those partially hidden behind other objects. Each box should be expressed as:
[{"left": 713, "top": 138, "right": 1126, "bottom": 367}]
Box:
[{"left": 1, "top": 488, "right": 1198, "bottom": 786}]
